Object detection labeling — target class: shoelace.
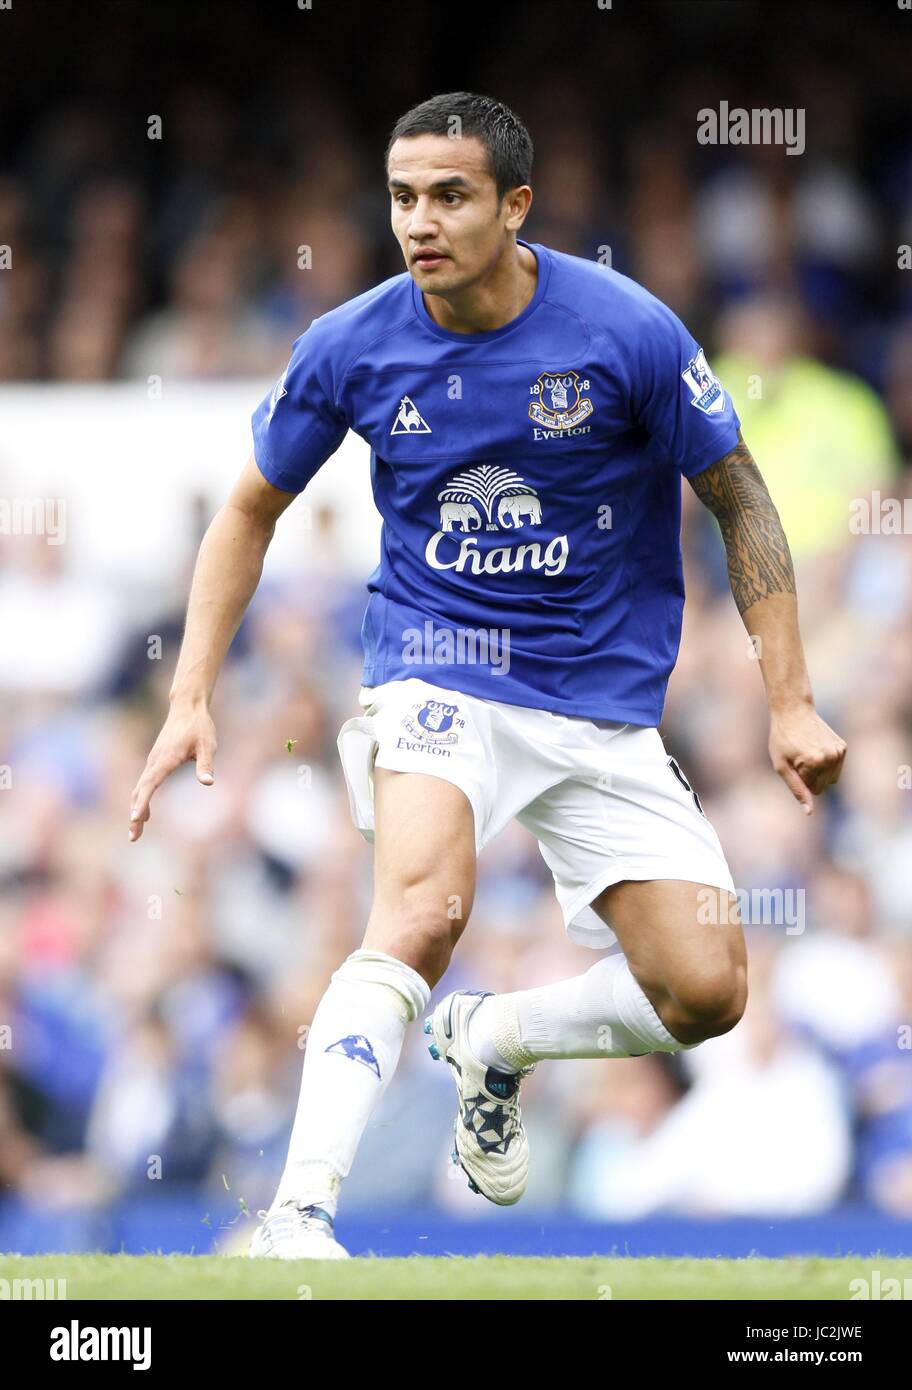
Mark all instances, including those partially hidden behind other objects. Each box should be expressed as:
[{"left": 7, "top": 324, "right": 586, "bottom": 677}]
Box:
[{"left": 496, "top": 1063, "right": 536, "bottom": 1135}]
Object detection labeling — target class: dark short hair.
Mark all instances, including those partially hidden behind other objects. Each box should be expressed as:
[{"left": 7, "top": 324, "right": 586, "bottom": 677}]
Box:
[{"left": 386, "top": 92, "right": 533, "bottom": 202}]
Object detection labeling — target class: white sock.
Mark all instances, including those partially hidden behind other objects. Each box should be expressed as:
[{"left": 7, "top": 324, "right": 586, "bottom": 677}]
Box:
[
  {"left": 272, "top": 948, "right": 430, "bottom": 1216},
  {"left": 467, "top": 954, "right": 693, "bottom": 1072}
]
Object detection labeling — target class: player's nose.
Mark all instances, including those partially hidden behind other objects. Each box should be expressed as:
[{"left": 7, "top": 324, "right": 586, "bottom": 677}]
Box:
[{"left": 406, "top": 198, "right": 438, "bottom": 235}]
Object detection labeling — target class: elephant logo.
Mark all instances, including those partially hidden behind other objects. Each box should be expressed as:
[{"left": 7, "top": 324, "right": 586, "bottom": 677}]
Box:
[
  {"left": 497, "top": 493, "right": 542, "bottom": 528},
  {"left": 436, "top": 465, "right": 543, "bottom": 533},
  {"left": 439, "top": 501, "right": 483, "bottom": 532}
]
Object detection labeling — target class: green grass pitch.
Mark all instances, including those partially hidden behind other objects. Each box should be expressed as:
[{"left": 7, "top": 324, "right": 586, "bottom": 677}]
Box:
[{"left": 1, "top": 1255, "right": 910, "bottom": 1300}]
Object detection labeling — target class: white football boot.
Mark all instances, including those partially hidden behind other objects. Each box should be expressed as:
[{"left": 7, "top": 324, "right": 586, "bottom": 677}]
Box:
[
  {"left": 248, "top": 1201, "right": 350, "bottom": 1260},
  {"left": 425, "top": 989, "right": 534, "bottom": 1206}
]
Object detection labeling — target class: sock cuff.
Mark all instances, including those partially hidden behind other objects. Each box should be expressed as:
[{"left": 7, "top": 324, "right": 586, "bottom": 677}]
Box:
[
  {"left": 612, "top": 960, "right": 684, "bottom": 1053},
  {"left": 333, "top": 949, "right": 431, "bottom": 1023},
  {"left": 489, "top": 994, "right": 537, "bottom": 1071}
]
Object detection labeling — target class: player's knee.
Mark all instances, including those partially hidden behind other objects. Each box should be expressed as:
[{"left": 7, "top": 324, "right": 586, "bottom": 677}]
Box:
[
  {"left": 367, "top": 847, "right": 475, "bottom": 984},
  {"left": 374, "top": 874, "right": 472, "bottom": 955},
  {"left": 404, "top": 878, "right": 469, "bottom": 938},
  {"left": 668, "top": 963, "right": 747, "bottom": 1043}
]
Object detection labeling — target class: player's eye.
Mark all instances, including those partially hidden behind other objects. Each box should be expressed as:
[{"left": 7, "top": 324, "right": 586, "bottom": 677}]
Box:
[{"left": 441, "top": 192, "right": 462, "bottom": 205}]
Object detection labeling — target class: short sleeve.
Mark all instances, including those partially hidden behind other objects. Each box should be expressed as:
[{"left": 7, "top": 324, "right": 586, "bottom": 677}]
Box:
[
  {"left": 252, "top": 322, "right": 349, "bottom": 494},
  {"left": 632, "top": 300, "right": 741, "bottom": 477}
]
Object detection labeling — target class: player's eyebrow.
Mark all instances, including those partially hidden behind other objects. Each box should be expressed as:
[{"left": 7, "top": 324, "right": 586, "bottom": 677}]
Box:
[{"left": 387, "top": 175, "right": 474, "bottom": 193}]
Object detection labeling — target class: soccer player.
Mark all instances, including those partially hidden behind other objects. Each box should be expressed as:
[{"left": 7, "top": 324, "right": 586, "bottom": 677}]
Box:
[{"left": 129, "top": 93, "right": 847, "bottom": 1259}]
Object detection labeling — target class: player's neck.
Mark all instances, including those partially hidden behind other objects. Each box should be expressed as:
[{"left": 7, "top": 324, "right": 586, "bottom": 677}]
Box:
[{"left": 422, "top": 242, "right": 538, "bottom": 335}]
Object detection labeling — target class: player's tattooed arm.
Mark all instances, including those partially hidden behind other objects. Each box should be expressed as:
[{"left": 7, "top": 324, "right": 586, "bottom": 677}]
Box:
[
  {"left": 688, "top": 431, "right": 846, "bottom": 812},
  {"left": 688, "top": 432, "right": 795, "bottom": 614}
]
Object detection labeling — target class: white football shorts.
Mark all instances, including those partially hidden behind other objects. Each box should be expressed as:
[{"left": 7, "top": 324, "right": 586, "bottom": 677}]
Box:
[{"left": 336, "top": 676, "right": 735, "bottom": 950}]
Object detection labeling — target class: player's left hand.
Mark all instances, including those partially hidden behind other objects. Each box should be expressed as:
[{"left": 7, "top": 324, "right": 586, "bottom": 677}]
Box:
[{"left": 769, "top": 704, "right": 847, "bottom": 814}]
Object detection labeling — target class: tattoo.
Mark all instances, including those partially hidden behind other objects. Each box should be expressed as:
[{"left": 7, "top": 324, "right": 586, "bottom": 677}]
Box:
[{"left": 688, "top": 435, "right": 796, "bottom": 614}]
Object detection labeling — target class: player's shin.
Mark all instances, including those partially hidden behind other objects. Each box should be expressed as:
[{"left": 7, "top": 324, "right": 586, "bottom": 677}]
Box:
[
  {"left": 468, "top": 954, "right": 693, "bottom": 1072},
  {"left": 271, "top": 948, "right": 431, "bottom": 1214}
]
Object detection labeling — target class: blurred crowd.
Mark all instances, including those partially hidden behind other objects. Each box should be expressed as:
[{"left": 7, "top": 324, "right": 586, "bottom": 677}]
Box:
[
  {"left": 2, "top": 2, "right": 912, "bottom": 394},
  {"left": 1, "top": 1, "right": 911, "bottom": 1240}
]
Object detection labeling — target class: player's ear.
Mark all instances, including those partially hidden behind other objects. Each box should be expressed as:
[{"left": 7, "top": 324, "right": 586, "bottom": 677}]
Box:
[{"left": 503, "top": 185, "right": 532, "bottom": 231}]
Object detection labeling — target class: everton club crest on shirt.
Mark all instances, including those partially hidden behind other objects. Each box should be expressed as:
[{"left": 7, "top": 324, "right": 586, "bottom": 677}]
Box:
[{"left": 528, "top": 370, "right": 594, "bottom": 436}]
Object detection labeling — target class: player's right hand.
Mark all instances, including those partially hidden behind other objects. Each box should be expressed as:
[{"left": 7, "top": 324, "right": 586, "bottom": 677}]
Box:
[{"left": 129, "top": 705, "right": 217, "bottom": 842}]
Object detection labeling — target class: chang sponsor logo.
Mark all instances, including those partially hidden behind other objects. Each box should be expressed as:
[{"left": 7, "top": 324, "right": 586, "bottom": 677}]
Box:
[
  {"left": 426, "top": 531, "right": 569, "bottom": 577},
  {"left": 426, "top": 465, "right": 571, "bottom": 579}
]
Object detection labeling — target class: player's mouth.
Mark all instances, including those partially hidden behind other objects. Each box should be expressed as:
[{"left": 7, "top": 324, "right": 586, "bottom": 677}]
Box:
[{"left": 412, "top": 249, "right": 449, "bottom": 269}]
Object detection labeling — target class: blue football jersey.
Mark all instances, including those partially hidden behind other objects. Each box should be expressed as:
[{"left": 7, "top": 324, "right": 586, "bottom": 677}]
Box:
[{"left": 251, "top": 238, "right": 740, "bottom": 724}]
